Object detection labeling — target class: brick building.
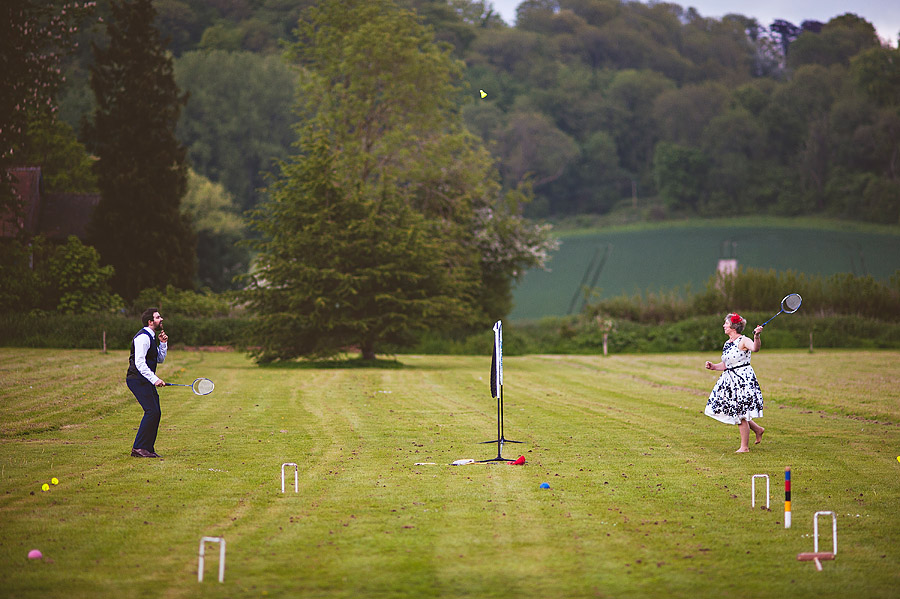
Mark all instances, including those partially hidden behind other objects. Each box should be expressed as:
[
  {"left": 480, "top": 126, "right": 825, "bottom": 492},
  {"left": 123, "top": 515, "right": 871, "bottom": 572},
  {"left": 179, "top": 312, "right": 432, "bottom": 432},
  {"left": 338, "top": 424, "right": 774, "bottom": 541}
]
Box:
[{"left": 1, "top": 167, "right": 100, "bottom": 240}]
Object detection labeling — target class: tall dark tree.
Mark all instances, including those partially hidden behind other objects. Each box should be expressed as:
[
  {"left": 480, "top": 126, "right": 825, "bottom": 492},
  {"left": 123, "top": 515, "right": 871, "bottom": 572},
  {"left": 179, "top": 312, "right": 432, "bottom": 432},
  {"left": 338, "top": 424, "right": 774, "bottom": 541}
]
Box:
[
  {"left": 84, "top": 0, "right": 195, "bottom": 299},
  {"left": 770, "top": 19, "right": 800, "bottom": 56}
]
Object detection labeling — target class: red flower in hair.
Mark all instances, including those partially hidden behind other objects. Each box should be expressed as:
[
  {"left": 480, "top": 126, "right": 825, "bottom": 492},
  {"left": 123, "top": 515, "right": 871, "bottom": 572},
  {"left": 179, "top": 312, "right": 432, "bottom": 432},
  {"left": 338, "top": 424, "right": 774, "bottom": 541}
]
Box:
[{"left": 730, "top": 314, "right": 742, "bottom": 324}]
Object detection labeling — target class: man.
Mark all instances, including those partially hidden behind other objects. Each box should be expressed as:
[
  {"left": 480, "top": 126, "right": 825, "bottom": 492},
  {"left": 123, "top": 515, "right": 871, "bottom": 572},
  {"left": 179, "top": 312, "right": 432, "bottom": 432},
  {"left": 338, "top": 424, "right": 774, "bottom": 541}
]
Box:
[{"left": 127, "top": 308, "right": 168, "bottom": 458}]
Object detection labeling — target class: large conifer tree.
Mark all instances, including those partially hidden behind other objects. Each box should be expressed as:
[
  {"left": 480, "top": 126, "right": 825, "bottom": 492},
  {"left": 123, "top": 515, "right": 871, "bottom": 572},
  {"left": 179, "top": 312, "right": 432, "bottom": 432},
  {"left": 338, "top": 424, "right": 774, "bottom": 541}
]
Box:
[
  {"left": 246, "top": 130, "right": 479, "bottom": 361},
  {"left": 84, "top": 0, "right": 195, "bottom": 299}
]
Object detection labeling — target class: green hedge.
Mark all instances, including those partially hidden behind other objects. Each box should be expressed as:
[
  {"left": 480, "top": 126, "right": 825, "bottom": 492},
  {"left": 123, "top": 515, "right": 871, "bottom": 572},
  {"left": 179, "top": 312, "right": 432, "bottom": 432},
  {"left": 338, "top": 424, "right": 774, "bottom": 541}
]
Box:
[
  {"left": 0, "top": 313, "right": 251, "bottom": 350},
  {"left": 2, "top": 312, "right": 897, "bottom": 355},
  {"left": 406, "top": 313, "right": 900, "bottom": 355},
  {"left": 589, "top": 268, "right": 900, "bottom": 325}
]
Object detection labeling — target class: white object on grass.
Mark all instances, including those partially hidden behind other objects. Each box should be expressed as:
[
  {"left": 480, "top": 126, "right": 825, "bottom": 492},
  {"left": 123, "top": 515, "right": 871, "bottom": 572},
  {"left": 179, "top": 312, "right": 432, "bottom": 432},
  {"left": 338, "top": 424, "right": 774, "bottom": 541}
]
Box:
[
  {"left": 198, "top": 536, "right": 225, "bottom": 583},
  {"left": 281, "top": 462, "right": 298, "bottom": 493}
]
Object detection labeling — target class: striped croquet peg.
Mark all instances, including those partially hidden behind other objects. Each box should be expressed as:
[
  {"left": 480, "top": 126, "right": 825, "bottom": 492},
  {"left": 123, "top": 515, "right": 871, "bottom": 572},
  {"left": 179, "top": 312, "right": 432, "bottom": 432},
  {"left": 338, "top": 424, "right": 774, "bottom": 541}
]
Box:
[{"left": 785, "top": 466, "right": 792, "bottom": 528}]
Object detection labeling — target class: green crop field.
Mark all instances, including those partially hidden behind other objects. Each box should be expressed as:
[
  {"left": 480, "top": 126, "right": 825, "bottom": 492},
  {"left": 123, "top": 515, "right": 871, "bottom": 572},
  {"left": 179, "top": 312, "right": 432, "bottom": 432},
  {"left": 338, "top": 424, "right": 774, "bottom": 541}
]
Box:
[
  {"left": 1, "top": 348, "right": 899, "bottom": 598},
  {"left": 511, "top": 219, "right": 900, "bottom": 320}
]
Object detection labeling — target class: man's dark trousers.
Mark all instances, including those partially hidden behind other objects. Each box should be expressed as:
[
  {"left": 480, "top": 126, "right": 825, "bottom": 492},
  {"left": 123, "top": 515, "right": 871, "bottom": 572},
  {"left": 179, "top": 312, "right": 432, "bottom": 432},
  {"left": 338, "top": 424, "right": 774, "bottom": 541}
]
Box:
[{"left": 128, "top": 378, "right": 161, "bottom": 452}]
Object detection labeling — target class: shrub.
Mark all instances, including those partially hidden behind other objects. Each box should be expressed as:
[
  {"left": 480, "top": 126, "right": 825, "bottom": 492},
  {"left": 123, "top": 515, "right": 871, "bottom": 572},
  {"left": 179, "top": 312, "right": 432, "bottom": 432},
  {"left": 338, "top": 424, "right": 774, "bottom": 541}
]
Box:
[
  {"left": 131, "top": 285, "right": 239, "bottom": 318},
  {"left": 587, "top": 267, "right": 900, "bottom": 324},
  {"left": 37, "top": 236, "right": 124, "bottom": 314},
  {"left": 0, "top": 236, "right": 123, "bottom": 315}
]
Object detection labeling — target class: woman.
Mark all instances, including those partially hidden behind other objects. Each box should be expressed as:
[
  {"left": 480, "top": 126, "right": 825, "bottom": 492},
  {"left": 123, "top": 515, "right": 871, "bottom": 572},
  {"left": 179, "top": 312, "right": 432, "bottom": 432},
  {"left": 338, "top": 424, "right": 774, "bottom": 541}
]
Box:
[{"left": 704, "top": 313, "right": 765, "bottom": 453}]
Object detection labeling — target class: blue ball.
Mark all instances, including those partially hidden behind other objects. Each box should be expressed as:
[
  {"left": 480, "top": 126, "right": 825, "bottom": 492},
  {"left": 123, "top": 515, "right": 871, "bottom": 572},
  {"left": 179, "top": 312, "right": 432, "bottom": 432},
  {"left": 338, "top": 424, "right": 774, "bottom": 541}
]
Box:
[{"left": 539, "top": 482, "right": 550, "bottom": 489}]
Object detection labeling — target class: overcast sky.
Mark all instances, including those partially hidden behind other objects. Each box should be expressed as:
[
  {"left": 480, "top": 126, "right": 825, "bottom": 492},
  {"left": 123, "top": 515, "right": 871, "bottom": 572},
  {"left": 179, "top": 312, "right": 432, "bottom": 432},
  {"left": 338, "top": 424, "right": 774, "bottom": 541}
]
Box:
[{"left": 488, "top": 0, "right": 900, "bottom": 46}]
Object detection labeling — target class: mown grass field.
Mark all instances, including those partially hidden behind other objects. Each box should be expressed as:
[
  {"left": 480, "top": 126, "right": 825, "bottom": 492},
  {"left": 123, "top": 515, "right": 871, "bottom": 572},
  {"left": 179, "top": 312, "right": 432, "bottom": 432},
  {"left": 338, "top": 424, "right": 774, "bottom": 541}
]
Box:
[
  {"left": 511, "top": 219, "right": 900, "bottom": 319},
  {"left": 1, "top": 347, "right": 899, "bottom": 598}
]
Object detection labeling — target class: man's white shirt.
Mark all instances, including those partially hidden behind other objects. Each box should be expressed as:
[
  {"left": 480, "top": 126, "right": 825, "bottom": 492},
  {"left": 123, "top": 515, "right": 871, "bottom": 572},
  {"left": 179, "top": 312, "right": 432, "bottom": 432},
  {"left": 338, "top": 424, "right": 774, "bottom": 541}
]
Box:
[{"left": 134, "top": 327, "right": 167, "bottom": 384}]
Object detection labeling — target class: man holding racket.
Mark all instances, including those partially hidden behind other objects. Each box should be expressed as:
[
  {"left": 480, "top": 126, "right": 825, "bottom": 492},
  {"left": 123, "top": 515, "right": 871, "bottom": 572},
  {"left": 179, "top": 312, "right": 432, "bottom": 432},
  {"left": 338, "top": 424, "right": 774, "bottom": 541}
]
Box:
[{"left": 127, "top": 308, "right": 168, "bottom": 458}]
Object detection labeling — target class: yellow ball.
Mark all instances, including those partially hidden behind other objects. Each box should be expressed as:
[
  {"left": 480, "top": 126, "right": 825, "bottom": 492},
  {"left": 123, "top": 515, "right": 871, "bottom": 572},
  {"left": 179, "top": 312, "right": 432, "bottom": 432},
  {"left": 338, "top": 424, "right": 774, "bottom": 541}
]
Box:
[
  {"left": 51, "top": 477, "right": 59, "bottom": 485},
  {"left": 41, "top": 483, "right": 50, "bottom": 492}
]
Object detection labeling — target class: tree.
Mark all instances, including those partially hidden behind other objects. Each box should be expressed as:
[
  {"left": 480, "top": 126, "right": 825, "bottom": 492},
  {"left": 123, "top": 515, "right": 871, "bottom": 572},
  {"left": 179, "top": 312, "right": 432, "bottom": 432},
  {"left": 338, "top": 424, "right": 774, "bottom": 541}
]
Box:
[
  {"left": 497, "top": 111, "right": 579, "bottom": 188},
  {"left": 174, "top": 51, "right": 297, "bottom": 211},
  {"left": 787, "top": 14, "right": 879, "bottom": 68},
  {"left": 181, "top": 169, "right": 249, "bottom": 291},
  {"left": 653, "top": 142, "right": 708, "bottom": 212},
  {"left": 851, "top": 45, "right": 900, "bottom": 108},
  {"left": 652, "top": 82, "right": 730, "bottom": 147},
  {"left": 21, "top": 112, "right": 97, "bottom": 193},
  {"left": 243, "top": 0, "right": 554, "bottom": 360},
  {"left": 152, "top": 0, "right": 206, "bottom": 56},
  {"left": 760, "top": 64, "right": 838, "bottom": 160},
  {"left": 244, "top": 132, "right": 478, "bottom": 362},
  {"left": 445, "top": 0, "right": 507, "bottom": 28},
  {"left": 0, "top": 236, "right": 122, "bottom": 314},
  {"left": 1, "top": 1, "right": 95, "bottom": 215},
  {"left": 0, "top": 240, "right": 40, "bottom": 313},
  {"left": 770, "top": 19, "right": 800, "bottom": 56},
  {"left": 700, "top": 108, "right": 770, "bottom": 213},
  {"left": 603, "top": 69, "right": 675, "bottom": 179},
  {"left": 36, "top": 235, "right": 123, "bottom": 313},
  {"left": 541, "top": 130, "right": 625, "bottom": 216},
  {"left": 517, "top": 0, "right": 560, "bottom": 31},
  {"left": 83, "top": 0, "right": 196, "bottom": 300}
]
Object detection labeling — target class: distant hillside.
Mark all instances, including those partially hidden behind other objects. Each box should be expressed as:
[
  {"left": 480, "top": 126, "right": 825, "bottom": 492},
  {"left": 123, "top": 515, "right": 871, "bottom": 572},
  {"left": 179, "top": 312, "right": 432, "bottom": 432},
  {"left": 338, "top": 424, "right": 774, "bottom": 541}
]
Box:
[{"left": 510, "top": 219, "right": 900, "bottom": 320}]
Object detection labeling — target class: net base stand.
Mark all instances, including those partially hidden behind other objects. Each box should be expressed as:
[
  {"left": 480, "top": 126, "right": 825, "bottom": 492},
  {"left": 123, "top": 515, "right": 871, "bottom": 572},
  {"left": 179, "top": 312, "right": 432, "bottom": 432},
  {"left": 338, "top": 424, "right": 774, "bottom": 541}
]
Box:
[
  {"left": 480, "top": 390, "right": 523, "bottom": 455},
  {"left": 477, "top": 440, "right": 515, "bottom": 463}
]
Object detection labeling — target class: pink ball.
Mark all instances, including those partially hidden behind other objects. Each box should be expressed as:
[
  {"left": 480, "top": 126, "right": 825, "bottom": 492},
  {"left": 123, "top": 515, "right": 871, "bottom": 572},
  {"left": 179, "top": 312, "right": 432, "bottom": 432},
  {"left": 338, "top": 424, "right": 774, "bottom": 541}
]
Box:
[{"left": 28, "top": 549, "right": 42, "bottom": 560}]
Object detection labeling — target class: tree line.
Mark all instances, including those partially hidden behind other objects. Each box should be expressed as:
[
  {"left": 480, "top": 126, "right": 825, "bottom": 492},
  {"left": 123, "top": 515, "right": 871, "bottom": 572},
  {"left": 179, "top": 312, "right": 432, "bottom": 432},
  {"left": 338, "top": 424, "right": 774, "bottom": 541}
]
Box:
[
  {"left": 146, "top": 0, "right": 900, "bottom": 224},
  {"left": 3, "top": 0, "right": 898, "bottom": 360},
  {"left": 41, "top": 0, "right": 900, "bottom": 228}
]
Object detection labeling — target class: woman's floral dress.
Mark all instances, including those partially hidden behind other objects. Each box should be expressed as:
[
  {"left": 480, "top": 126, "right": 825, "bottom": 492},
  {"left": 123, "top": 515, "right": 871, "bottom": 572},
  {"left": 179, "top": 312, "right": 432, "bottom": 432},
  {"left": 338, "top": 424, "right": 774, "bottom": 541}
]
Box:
[{"left": 704, "top": 338, "right": 764, "bottom": 425}]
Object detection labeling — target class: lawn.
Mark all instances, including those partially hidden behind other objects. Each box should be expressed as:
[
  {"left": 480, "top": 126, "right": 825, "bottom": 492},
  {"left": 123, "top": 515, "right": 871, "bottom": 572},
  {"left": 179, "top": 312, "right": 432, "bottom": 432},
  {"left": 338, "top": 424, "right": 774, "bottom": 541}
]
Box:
[{"left": 1, "top": 348, "right": 898, "bottom": 598}]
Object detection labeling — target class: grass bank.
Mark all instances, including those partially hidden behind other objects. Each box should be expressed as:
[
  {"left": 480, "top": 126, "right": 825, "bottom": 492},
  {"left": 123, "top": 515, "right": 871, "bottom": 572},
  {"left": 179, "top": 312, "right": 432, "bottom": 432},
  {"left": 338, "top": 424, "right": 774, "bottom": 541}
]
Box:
[{"left": 511, "top": 217, "right": 900, "bottom": 320}]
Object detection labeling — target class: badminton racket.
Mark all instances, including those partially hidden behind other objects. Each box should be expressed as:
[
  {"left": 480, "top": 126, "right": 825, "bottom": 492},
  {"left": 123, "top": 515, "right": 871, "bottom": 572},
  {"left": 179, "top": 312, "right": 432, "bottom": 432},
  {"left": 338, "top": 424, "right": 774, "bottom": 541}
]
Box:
[
  {"left": 164, "top": 377, "right": 215, "bottom": 395},
  {"left": 760, "top": 293, "right": 802, "bottom": 327}
]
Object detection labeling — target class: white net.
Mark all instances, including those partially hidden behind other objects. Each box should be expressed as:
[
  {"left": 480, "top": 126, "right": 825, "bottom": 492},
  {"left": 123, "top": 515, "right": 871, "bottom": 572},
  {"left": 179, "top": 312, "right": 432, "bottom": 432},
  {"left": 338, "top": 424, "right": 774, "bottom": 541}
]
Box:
[
  {"left": 193, "top": 378, "right": 215, "bottom": 395},
  {"left": 783, "top": 293, "right": 802, "bottom": 312}
]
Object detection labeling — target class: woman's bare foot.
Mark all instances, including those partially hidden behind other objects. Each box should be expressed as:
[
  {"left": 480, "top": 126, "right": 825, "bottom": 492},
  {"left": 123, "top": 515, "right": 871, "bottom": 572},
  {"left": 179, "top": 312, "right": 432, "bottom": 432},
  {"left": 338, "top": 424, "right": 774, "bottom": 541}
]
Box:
[
  {"left": 755, "top": 427, "right": 765, "bottom": 445},
  {"left": 735, "top": 448, "right": 750, "bottom": 453}
]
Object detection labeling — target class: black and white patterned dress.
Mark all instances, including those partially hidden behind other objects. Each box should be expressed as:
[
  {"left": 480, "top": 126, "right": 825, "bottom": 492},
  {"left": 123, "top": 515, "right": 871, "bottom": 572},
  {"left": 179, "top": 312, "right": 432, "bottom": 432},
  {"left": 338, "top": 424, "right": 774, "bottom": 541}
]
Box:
[{"left": 704, "top": 338, "right": 763, "bottom": 425}]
